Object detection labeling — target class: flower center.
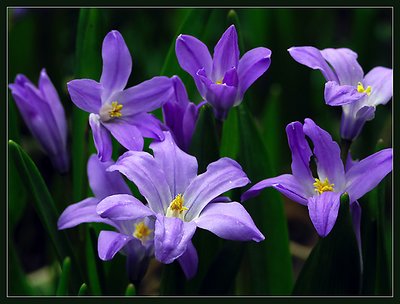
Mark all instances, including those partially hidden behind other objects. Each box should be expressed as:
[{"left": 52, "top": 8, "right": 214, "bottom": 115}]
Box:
[
  {"left": 166, "top": 194, "right": 188, "bottom": 219},
  {"left": 313, "top": 178, "right": 334, "bottom": 195},
  {"left": 109, "top": 101, "right": 123, "bottom": 118},
  {"left": 357, "top": 82, "right": 372, "bottom": 96},
  {"left": 133, "top": 221, "right": 152, "bottom": 242},
  {"left": 215, "top": 79, "right": 223, "bottom": 85}
]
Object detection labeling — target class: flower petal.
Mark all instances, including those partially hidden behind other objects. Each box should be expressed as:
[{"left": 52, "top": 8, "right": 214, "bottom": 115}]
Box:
[
  {"left": 87, "top": 154, "right": 131, "bottom": 200},
  {"left": 97, "top": 194, "right": 155, "bottom": 220},
  {"left": 39, "top": 68, "right": 67, "bottom": 147},
  {"left": 108, "top": 151, "right": 172, "bottom": 214},
  {"left": 184, "top": 158, "right": 250, "bottom": 221},
  {"left": 154, "top": 215, "right": 197, "bottom": 264},
  {"left": 345, "top": 148, "right": 392, "bottom": 202},
  {"left": 307, "top": 192, "right": 341, "bottom": 237},
  {"left": 111, "top": 76, "right": 173, "bottom": 117},
  {"left": 287, "top": 46, "right": 338, "bottom": 82},
  {"left": 340, "top": 105, "right": 376, "bottom": 141},
  {"left": 241, "top": 174, "right": 309, "bottom": 205},
  {"left": 321, "top": 48, "right": 364, "bottom": 86},
  {"left": 178, "top": 241, "right": 198, "bottom": 279},
  {"left": 89, "top": 114, "right": 112, "bottom": 162},
  {"left": 100, "top": 30, "right": 132, "bottom": 102},
  {"left": 303, "top": 118, "right": 345, "bottom": 191},
  {"left": 124, "top": 239, "right": 149, "bottom": 283},
  {"left": 128, "top": 113, "right": 166, "bottom": 141},
  {"left": 57, "top": 197, "right": 116, "bottom": 230},
  {"left": 324, "top": 81, "right": 365, "bottom": 106},
  {"left": 212, "top": 25, "right": 239, "bottom": 81},
  {"left": 363, "top": 66, "right": 393, "bottom": 107},
  {"left": 176, "top": 34, "right": 212, "bottom": 78},
  {"left": 102, "top": 119, "right": 144, "bottom": 151},
  {"left": 98, "top": 230, "right": 134, "bottom": 261},
  {"left": 194, "top": 202, "right": 264, "bottom": 242},
  {"left": 237, "top": 47, "right": 271, "bottom": 97},
  {"left": 67, "top": 79, "right": 102, "bottom": 113},
  {"left": 150, "top": 131, "right": 198, "bottom": 196},
  {"left": 286, "top": 121, "right": 314, "bottom": 195}
]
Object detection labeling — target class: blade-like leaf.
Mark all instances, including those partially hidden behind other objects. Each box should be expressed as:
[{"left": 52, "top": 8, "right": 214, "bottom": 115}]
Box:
[
  {"left": 293, "top": 193, "right": 361, "bottom": 295},
  {"left": 236, "top": 103, "right": 293, "bottom": 295},
  {"left": 78, "top": 283, "right": 88, "bottom": 296},
  {"left": 85, "top": 225, "right": 105, "bottom": 295},
  {"left": 56, "top": 257, "right": 71, "bottom": 296}
]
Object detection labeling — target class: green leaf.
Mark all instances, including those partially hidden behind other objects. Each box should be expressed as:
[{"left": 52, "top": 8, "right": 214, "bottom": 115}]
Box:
[
  {"left": 56, "top": 257, "right": 71, "bottom": 295},
  {"left": 85, "top": 225, "right": 105, "bottom": 295},
  {"left": 293, "top": 193, "right": 361, "bottom": 295},
  {"left": 125, "top": 283, "right": 136, "bottom": 296},
  {"left": 220, "top": 107, "right": 239, "bottom": 159},
  {"left": 236, "top": 104, "right": 293, "bottom": 294},
  {"left": 72, "top": 8, "right": 105, "bottom": 201},
  {"left": 78, "top": 283, "right": 89, "bottom": 296},
  {"left": 8, "top": 141, "right": 79, "bottom": 267},
  {"left": 199, "top": 241, "right": 246, "bottom": 295}
]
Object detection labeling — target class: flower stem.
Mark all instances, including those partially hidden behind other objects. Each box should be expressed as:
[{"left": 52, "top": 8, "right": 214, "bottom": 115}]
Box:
[{"left": 340, "top": 138, "right": 352, "bottom": 164}]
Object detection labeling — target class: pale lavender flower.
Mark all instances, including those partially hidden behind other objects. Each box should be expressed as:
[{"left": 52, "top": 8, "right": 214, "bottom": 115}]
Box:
[
  {"left": 67, "top": 30, "right": 174, "bottom": 161},
  {"left": 97, "top": 131, "right": 264, "bottom": 279},
  {"left": 176, "top": 25, "right": 271, "bottom": 120},
  {"left": 9, "top": 69, "right": 69, "bottom": 173},
  {"left": 288, "top": 46, "right": 393, "bottom": 140},
  {"left": 242, "top": 118, "right": 392, "bottom": 238}
]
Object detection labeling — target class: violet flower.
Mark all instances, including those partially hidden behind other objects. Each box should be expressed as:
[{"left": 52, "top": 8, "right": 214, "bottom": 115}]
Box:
[
  {"left": 57, "top": 155, "right": 154, "bottom": 282},
  {"left": 176, "top": 25, "right": 271, "bottom": 120},
  {"left": 242, "top": 118, "right": 392, "bottom": 238},
  {"left": 163, "top": 76, "right": 205, "bottom": 152},
  {"left": 97, "top": 131, "right": 264, "bottom": 279},
  {"left": 9, "top": 69, "right": 69, "bottom": 173},
  {"left": 288, "top": 46, "right": 393, "bottom": 140},
  {"left": 67, "top": 30, "right": 174, "bottom": 161}
]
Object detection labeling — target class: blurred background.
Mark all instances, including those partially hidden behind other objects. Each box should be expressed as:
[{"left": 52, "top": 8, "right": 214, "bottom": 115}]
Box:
[{"left": 8, "top": 8, "right": 392, "bottom": 295}]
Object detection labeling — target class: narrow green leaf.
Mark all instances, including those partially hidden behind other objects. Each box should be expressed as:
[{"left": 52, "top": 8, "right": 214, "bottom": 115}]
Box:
[
  {"left": 8, "top": 141, "right": 78, "bottom": 264},
  {"left": 85, "top": 225, "right": 105, "bottom": 295},
  {"left": 220, "top": 107, "right": 239, "bottom": 159},
  {"left": 236, "top": 104, "right": 293, "bottom": 294},
  {"left": 8, "top": 241, "right": 35, "bottom": 295},
  {"left": 200, "top": 241, "right": 245, "bottom": 295},
  {"left": 78, "top": 283, "right": 88, "bottom": 296},
  {"left": 293, "top": 193, "right": 361, "bottom": 295},
  {"left": 72, "top": 8, "right": 105, "bottom": 201},
  {"left": 125, "top": 283, "right": 136, "bottom": 296},
  {"left": 56, "top": 257, "right": 71, "bottom": 296}
]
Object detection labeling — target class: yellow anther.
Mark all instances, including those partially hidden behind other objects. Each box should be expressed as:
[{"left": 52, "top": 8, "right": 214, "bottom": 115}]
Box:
[
  {"left": 109, "top": 101, "right": 123, "bottom": 118},
  {"left": 216, "top": 79, "right": 223, "bottom": 85},
  {"left": 133, "top": 222, "right": 152, "bottom": 241},
  {"left": 313, "top": 178, "right": 335, "bottom": 195},
  {"left": 166, "top": 194, "right": 188, "bottom": 219},
  {"left": 357, "top": 82, "right": 372, "bottom": 96}
]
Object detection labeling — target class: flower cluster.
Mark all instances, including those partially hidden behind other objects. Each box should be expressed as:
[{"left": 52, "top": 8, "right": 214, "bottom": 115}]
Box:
[{"left": 9, "top": 24, "right": 392, "bottom": 286}]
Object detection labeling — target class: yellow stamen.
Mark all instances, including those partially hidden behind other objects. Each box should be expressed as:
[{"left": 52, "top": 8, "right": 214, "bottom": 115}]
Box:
[
  {"left": 216, "top": 79, "right": 223, "bottom": 85},
  {"left": 357, "top": 82, "right": 372, "bottom": 96},
  {"left": 109, "top": 101, "right": 123, "bottom": 118},
  {"left": 166, "top": 194, "right": 188, "bottom": 219},
  {"left": 133, "top": 221, "right": 152, "bottom": 241},
  {"left": 313, "top": 178, "right": 335, "bottom": 195}
]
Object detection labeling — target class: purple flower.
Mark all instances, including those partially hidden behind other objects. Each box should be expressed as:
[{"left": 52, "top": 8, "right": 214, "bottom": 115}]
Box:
[
  {"left": 242, "top": 118, "right": 392, "bottom": 238},
  {"left": 288, "top": 46, "right": 393, "bottom": 140},
  {"left": 57, "top": 155, "right": 154, "bottom": 282},
  {"left": 67, "top": 30, "right": 174, "bottom": 161},
  {"left": 163, "top": 76, "right": 205, "bottom": 152},
  {"left": 9, "top": 69, "right": 69, "bottom": 173},
  {"left": 176, "top": 25, "right": 271, "bottom": 120},
  {"left": 98, "top": 131, "right": 264, "bottom": 279}
]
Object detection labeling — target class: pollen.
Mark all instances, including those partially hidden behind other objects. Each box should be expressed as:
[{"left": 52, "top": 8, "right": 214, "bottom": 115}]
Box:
[
  {"left": 216, "top": 79, "right": 223, "bottom": 85},
  {"left": 357, "top": 82, "right": 372, "bottom": 96},
  {"left": 108, "top": 101, "right": 123, "bottom": 118},
  {"left": 166, "top": 194, "right": 188, "bottom": 219},
  {"left": 313, "top": 178, "right": 335, "bottom": 195},
  {"left": 133, "top": 221, "right": 152, "bottom": 241}
]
